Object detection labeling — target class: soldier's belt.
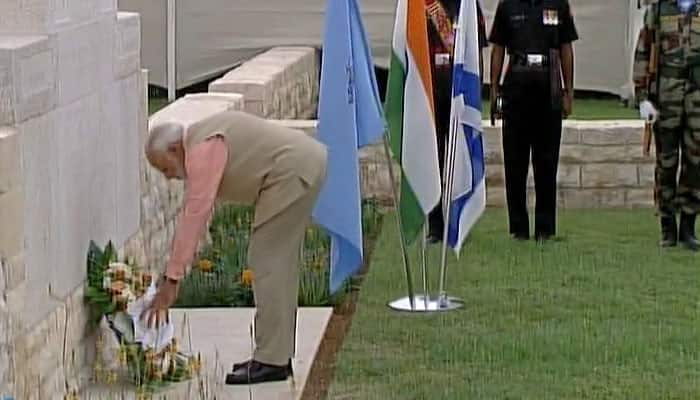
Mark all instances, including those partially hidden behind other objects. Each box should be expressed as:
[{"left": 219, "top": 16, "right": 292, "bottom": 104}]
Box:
[{"left": 509, "top": 52, "right": 550, "bottom": 69}]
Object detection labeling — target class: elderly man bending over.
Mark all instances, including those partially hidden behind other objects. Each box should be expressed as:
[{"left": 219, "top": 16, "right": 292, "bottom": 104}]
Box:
[{"left": 143, "top": 110, "right": 328, "bottom": 385}]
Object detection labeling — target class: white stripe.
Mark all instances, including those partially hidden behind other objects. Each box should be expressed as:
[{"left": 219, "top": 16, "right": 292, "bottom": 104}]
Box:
[
  {"left": 391, "top": 0, "right": 408, "bottom": 69},
  {"left": 453, "top": 0, "right": 480, "bottom": 77},
  {"left": 402, "top": 49, "right": 441, "bottom": 214},
  {"left": 459, "top": 102, "right": 482, "bottom": 133}
]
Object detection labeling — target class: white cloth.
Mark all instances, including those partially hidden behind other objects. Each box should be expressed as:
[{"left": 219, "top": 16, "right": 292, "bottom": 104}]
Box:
[
  {"left": 639, "top": 100, "right": 659, "bottom": 123},
  {"left": 126, "top": 282, "right": 174, "bottom": 353},
  {"left": 98, "top": 316, "right": 122, "bottom": 371}
]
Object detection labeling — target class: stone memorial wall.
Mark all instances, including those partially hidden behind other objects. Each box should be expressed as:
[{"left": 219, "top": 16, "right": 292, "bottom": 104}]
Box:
[{"left": 0, "top": 2, "right": 145, "bottom": 397}]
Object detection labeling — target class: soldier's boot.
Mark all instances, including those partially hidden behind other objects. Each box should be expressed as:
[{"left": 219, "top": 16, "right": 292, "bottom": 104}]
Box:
[
  {"left": 660, "top": 216, "right": 678, "bottom": 248},
  {"left": 679, "top": 213, "right": 700, "bottom": 251}
]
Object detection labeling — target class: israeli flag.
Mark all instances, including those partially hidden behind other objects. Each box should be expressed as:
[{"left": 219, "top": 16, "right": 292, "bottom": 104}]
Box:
[{"left": 445, "top": 0, "right": 486, "bottom": 254}]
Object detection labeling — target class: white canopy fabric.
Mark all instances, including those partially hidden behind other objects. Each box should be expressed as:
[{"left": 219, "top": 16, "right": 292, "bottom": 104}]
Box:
[{"left": 118, "top": 0, "right": 645, "bottom": 99}]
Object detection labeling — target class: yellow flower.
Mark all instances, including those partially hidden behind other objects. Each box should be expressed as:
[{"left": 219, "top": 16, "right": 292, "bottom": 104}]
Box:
[
  {"left": 118, "top": 346, "right": 128, "bottom": 364},
  {"left": 241, "top": 269, "right": 254, "bottom": 286},
  {"left": 106, "top": 371, "right": 118, "bottom": 384},
  {"left": 197, "top": 259, "right": 214, "bottom": 273}
]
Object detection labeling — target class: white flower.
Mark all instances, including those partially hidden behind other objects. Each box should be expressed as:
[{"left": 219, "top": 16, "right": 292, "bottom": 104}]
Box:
[
  {"left": 103, "top": 276, "right": 111, "bottom": 290},
  {"left": 160, "top": 352, "right": 172, "bottom": 375}
]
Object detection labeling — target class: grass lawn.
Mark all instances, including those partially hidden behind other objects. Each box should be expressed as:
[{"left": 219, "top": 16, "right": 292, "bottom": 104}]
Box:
[
  {"left": 480, "top": 97, "right": 639, "bottom": 121},
  {"left": 149, "top": 96, "right": 169, "bottom": 115},
  {"left": 328, "top": 209, "right": 699, "bottom": 399}
]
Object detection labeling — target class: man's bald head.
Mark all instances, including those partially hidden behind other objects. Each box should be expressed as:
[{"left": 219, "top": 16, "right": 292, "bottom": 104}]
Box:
[{"left": 146, "top": 121, "right": 186, "bottom": 180}]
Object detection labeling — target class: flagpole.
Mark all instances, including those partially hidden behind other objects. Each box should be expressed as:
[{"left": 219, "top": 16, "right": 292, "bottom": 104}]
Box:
[
  {"left": 421, "top": 223, "right": 429, "bottom": 310},
  {"left": 435, "top": 104, "right": 463, "bottom": 311},
  {"left": 382, "top": 135, "right": 416, "bottom": 311}
]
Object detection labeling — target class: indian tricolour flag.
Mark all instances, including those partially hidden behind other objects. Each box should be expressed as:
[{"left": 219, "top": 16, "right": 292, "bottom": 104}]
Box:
[{"left": 385, "top": 0, "right": 442, "bottom": 244}]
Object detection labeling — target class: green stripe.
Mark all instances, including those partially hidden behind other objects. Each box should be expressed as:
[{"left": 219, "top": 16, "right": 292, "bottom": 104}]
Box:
[{"left": 385, "top": 51, "right": 425, "bottom": 245}]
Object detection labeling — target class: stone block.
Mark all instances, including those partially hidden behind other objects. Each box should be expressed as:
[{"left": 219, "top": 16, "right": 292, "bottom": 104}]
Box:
[
  {"left": 115, "top": 12, "right": 140, "bottom": 80},
  {"left": 557, "top": 164, "right": 581, "bottom": 188},
  {"left": 56, "top": 19, "right": 103, "bottom": 106},
  {"left": 486, "top": 164, "right": 504, "bottom": 187},
  {"left": 18, "top": 113, "right": 55, "bottom": 319},
  {"left": 1, "top": 254, "right": 26, "bottom": 293},
  {"left": 139, "top": 69, "right": 149, "bottom": 192},
  {"left": 0, "top": 0, "right": 96, "bottom": 34},
  {"left": 575, "top": 121, "right": 644, "bottom": 145},
  {"left": 0, "top": 35, "right": 57, "bottom": 125},
  {"left": 149, "top": 92, "right": 244, "bottom": 132},
  {"left": 561, "top": 127, "right": 580, "bottom": 144},
  {"left": 115, "top": 74, "right": 142, "bottom": 247},
  {"left": 482, "top": 129, "right": 502, "bottom": 163},
  {"left": 50, "top": 94, "right": 99, "bottom": 298},
  {"left": 582, "top": 164, "right": 638, "bottom": 188},
  {"left": 98, "top": 0, "right": 117, "bottom": 16},
  {"left": 626, "top": 188, "right": 654, "bottom": 207},
  {"left": 3, "top": 282, "right": 26, "bottom": 323},
  {"left": 638, "top": 163, "right": 655, "bottom": 187},
  {"left": 0, "top": 190, "right": 24, "bottom": 261},
  {"left": 0, "top": 127, "right": 21, "bottom": 195},
  {"left": 559, "top": 144, "right": 648, "bottom": 164},
  {"left": 485, "top": 184, "right": 505, "bottom": 207},
  {"left": 209, "top": 47, "right": 317, "bottom": 119},
  {"left": 98, "top": 13, "right": 116, "bottom": 83},
  {"left": 579, "top": 128, "right": 642, "bottom": 146},
  {"left": 360, "top": 162, "right": 392, "bottom": 201},
  {"left": 93, "top": 84, "right": 119, "bottom": 247},
  {"left": 560, "top": 188, "right": 626, "bottom": 208}
]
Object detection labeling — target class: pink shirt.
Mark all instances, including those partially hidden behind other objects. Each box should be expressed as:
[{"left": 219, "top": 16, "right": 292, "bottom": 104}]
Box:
[{"left": 165, "top": 136, "right": 228, "bottom": 280}]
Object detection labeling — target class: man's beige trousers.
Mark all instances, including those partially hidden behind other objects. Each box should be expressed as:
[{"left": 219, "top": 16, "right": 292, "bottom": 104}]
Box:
[{"left": 246, "top": 168, "right": 326, "bottom": 366}]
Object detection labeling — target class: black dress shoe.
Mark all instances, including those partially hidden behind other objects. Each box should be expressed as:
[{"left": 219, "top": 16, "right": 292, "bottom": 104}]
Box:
[
  {"left": 679, "top": 213, "right": 699, "bottom": 251},
  {"left": 225, "top": 359, "right": 292, "bottom": 385},
  {"left": 660, "top": 216, "right": 678, "bottom": 248},
  {"left": 232, "top": 358, "right": 292, "bottom": 372}
]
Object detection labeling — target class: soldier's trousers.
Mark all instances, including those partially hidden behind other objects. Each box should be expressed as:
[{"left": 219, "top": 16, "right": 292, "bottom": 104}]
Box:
[
  {"left": 502, "top": 71, "right": 562, "bottom": 238},
  {"left": 654, "top": 75, "right": 700, "bottom": 217}
]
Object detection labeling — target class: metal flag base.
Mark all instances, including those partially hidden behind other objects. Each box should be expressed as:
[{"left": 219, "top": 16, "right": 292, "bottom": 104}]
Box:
[{"left": 388, "top": 294, "right": 464, "bottom": 312}]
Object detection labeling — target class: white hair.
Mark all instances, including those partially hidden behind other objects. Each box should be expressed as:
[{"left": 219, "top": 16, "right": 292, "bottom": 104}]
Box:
[{"left": 146, "top": 121, "right": 184, "bottom": 155}]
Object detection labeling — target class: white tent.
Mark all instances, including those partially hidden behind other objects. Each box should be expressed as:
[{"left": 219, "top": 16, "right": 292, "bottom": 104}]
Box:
[{"left": 118, "top": 0, "right": 645, "bottom": 100}]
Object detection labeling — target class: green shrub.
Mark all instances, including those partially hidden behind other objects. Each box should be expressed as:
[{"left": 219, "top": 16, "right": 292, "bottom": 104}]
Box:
[{"left": 174, "top": 200, "right": 384, "bottom": 308}]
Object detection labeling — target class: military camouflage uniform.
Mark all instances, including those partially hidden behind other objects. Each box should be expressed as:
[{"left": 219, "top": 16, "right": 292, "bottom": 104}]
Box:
[
  {"left": 635, "top": 0, "right": 700, "bottom": 216},
  {"left": 635, "top": 0, "right": 700, "bottom": 249}
]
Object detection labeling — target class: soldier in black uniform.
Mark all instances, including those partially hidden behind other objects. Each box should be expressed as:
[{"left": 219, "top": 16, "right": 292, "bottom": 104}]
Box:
[
  {"left": 427, "top": 0, "right": 489, "bottom": 242},
  {"left": 489, "top": 0, "right": 578, "bottom": 241}
]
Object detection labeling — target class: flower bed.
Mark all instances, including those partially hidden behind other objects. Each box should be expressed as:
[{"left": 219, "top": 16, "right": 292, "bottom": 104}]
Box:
[{"left": 174, "top": 200, "right": 384, "bottom": 308}]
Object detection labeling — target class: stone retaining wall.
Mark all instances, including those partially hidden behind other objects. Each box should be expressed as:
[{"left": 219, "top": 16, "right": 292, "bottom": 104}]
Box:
[
  {"left": 484, "top": 121, "right": 655, "bottom": 209},
  {"left": 269, "top": 120, "right": 655, "bottom": 209},
  {"left": 209, "top": 46, "right": 319, "bottom": 120}
]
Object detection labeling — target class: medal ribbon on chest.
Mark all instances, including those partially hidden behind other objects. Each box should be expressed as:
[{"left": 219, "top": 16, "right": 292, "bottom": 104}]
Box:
[{"left": 425, "top": 0, "right": 455, "bottom": 50}]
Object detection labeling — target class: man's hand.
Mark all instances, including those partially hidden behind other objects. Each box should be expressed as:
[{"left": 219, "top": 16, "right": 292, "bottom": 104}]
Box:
[
  {"left": 141, "top": 277, "right": 180, "bottom": 329},
  {"left": 562, "top": 90, "right": 573, "bottom": 118},
  {"left": 490, "top": 86, "right": 501, "bottom": 126}
]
